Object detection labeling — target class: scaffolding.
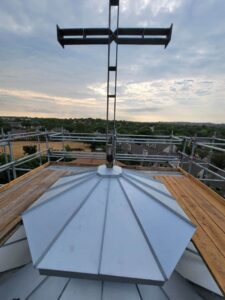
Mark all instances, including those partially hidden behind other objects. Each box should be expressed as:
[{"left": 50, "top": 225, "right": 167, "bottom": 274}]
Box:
[{"left": 0, "top": 130, "right": 224, "bottom": 193}]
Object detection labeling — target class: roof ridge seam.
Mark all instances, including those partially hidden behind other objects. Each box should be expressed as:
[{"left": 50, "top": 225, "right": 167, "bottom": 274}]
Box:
[
  {"left": 57, "top": 278, "right": 71, "bottom": 300},
  {"left": 34, "top": 177, "right": 103, "bottom": 268},
  {"left": 60, "top": 168, "right": 97, "bottom": 178},
  {"left": 22, "top": 173, "right": 96, "bottom": 216},
  {"left": 136, "top": 284, "right": 144, "bottom": 300},
  {"left": 25, "top": 276, "right": 48, "bottom": 300},
  {"left": 123, "top": 175, "right": 195, "bottom": 227},
  {"left": 123, "top": 172, "right": 174, "bottom": 200},
  {"left": 118, "top": 176, "right": 168, "bottom": 281},
  {"left": 47, "top": 170, "right": 96, "bottom": 192},
  {"left": 124, "top": 170, "right": 163, "bottom": 184},
  {"left": 98, "top": 179, "right": 111, "bottom": 275}
]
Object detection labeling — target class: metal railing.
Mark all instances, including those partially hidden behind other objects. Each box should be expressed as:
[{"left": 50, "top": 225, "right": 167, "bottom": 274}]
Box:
[{"left": 0, "top": 129, "right": 224, "bottom": 192}]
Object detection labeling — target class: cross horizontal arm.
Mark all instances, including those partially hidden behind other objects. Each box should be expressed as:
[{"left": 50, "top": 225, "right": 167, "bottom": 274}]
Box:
[{"left": 57, "top": 24, "right": 173, "bottom": 48}]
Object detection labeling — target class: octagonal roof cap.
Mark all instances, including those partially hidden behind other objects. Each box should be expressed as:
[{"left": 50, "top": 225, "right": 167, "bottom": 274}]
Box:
[{"left": 23, "top": 165, "right": 195, "bottom": 285}]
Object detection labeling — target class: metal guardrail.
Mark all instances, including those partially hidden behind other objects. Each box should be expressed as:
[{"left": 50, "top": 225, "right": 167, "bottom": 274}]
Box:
[
  {"left": 0, "top": 130, "right": 224, "bottom": 189},
  {"left": 50, "top": 150, "right": 180, "bottom": 163}
]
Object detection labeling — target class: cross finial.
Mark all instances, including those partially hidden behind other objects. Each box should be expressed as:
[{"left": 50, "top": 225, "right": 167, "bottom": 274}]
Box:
[{"left": 56, "top": 1, "right": 173, "bottom": 168}]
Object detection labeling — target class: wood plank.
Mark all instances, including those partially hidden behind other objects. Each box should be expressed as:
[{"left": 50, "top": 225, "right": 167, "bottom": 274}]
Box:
[
  {"left": 0, "top": 162, "right": 50, "bottom": 193},
  {"left": 0, "top": 167, "right": 70, "bottom": 245},
  {"left": 156, "top": 175, "right": 225, "bottom": 296},
  {"left": 177, "top": 177, "right": 225, "bottom": 234},
  {"left": 178, "top": 167, "right": 225, "bottom": 213},
  {"left": 165, "top": 176, "right": 225, "bottom": 257}
]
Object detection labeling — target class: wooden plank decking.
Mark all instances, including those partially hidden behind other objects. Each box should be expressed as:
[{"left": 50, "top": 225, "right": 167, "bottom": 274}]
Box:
[
  {"left": 156, "top": 173, "right": 225, "bottom": 296},
  {"left": 0, "top": 164, "right": 71, "bottom": 245}
]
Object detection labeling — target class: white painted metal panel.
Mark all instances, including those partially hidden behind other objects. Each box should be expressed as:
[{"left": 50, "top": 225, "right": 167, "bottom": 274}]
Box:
[
  {"left": 123, "top": 172, "right": 188, "bottom": 218},
  {"left": 38, "top": 178, "right": 108, "bottom": 276},
  {"left": 176, "top": 243, "right": 222, "bottom": 296},
  {"left": 60, "top": 278, "right": 102, "bottom": 300},
  {"left": 0, "top": 240, "right": 31, "bottom": 272},
  {"left": 5, "top": 225, "right": 26, "bottom": 244},
  {"left": 0, "top": 263, "right": 204, "bottom": 300},
  {"left": 124, "top": 170, "right": 172, "bottom": 196},
  {"left": 28, "top": 277, "right": 68, "bottom": 300},
  {"left": 0, "top": 264, "right": 45, "bottom": 300},
  {"left": 100, "top": 178, "right": 164, "bottom": 283},
  {"left": 138, "top": 285, "right": 168, "bottom": 300},
  {"left": 120, "top": 177, "right": 195, "bottom": 278},
  {"left": 23, "top": 165, "right": 195, "bottom": 285},
  {"left": 163, "top": 272, "right": 203, "bottom": 300},
  {"left": 103, "top": 281, "right": 140, "bottom": 300},
  {"left": 30, "top": 171, "right": 95, "bottom": 208},
  {"left": 23, "top": 176, "right": 100, "bottom": 264}
]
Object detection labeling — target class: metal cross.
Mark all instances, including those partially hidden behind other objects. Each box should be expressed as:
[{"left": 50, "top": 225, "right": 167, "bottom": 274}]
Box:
[{"left": 57, "top": 0, "right": 173, "bottom": 168}]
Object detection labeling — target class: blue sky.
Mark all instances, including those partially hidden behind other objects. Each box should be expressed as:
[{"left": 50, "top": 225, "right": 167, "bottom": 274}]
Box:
[{"left": 0, "top": 0, "right": 225, "bottom": 122}]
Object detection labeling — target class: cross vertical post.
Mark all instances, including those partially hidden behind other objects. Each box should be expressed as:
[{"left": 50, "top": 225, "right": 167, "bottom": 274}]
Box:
[
  {"left": 106, "top": 0, "right": 120, "bottom": 167},
  {"left": 56, "top": 0, "right": 172, "bottom": 168}
]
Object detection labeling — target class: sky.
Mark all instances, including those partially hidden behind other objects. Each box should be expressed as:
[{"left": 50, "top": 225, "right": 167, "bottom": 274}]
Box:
[{"left": 0, "top": 0, "right": 225, "bottom": 123}]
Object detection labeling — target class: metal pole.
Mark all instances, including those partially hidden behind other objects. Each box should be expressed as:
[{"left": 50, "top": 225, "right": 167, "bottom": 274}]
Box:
[
  {"left": 113, "top": 1, "right": 120, "bottom": 161},
  {"left": 62, "top": 127, "right": 65, "bottom": 161},
  {"left": 45, "top": 129, "right": 50, "bottom": 162},
  {"left": 208, "top": 132, "right": 216, "bottom": 164},
  {"left": 106, "top": 1, "right": 111, "bottom": 149},
  {"left": 180, "top": 137, "right": 187, "bottom": 167},
  {"left": 203, "top": 131, "right": 216, "bottom": 182},
  {"left": 169, "top": 130, "right": 173, "bottom": 155},
  {"left": 188, "top": 137, "right": 196, "bottom": 174},
  {"left": 1, "top": 128, "right": 11, "bottom": 182},
  {"left": 37, "top": 130, "right": 42, "bottom": 166},
  {"left": 8, "top": 133, "right": 16, "bottom": 179}
]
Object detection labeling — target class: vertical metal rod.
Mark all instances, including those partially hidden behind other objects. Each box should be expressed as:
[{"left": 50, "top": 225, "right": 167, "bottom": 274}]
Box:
[
  {"left": 113, "top": 1, "right": 120, "bottom": 161},
  {"left": 169, "top": 130, "right": 173, "bottom": 155},
  {"left": 204, "top": 131, "right": 216, "bottom": 180},
  {"left": 37, "top": 130, "right": 42, "bottom": 166},
  {"left": 188, "top": 137, "right": 196, "bottom": 174},
  {"left": 45, "top": 129, "right": 50, "bottom": 162},
  {"left": 62, "top": 127, "right": 65, "bottom": 161},
  {"left": 8, "top": 133, "right": 16, "bottom": 179},
  {"left": 1, "top": 128, "right": 11, "bottom": 182},
  {"left": 182, "top": 137, "right": 187, "bottom": 154},
  {"left": 106, "top": 0, "right": 120, "bottom": 167},
  {"left": 180, "top": 137, "right": 187, "bottom": 167},
  {"left": 208, "top": 131, "right": 216, "bottom": 164},
  {"left": 106, "top": 1, "right": 111, "bottom": 147}
]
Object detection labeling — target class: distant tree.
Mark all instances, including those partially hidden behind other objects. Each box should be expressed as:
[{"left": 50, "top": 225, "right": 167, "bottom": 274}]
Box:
[
  {"left": 23, "top": 145, "right": 37, "bottom": 155},
  {"left": 21, "top": 120, "right": 32, "bottom": 127}
]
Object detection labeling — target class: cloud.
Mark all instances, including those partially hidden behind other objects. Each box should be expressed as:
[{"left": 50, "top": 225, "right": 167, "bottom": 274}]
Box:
[
  {"left": 0, "top": 88, "right": 103, "bottom": 119},
  {"left": 0, "top": 0, "right": 225, "bottom": 123},
  {"left": 120, "top": 0, "right": 182, "bottom": 16},
  {"left": 0, "top": 88, "right": 97, "bottom": 107}
]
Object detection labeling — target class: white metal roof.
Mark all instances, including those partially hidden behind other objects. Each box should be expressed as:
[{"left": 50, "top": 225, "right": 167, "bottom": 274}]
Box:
[
  {"left": 0, "top": 263, "right": 203, "bottom": 300},
  {"left": 22, "top": 165, "right": 195, "bottom": 285}
]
